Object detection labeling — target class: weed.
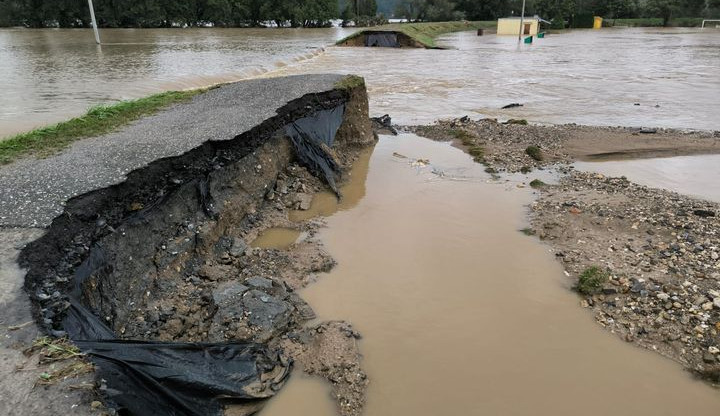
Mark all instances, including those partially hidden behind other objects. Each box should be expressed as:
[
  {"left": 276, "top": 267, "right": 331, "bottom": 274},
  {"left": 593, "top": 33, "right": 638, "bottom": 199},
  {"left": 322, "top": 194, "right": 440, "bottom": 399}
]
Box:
[
  {"left": 525, "top": 145, "right": 543, "bottom": 161},
  {"left": 576, "top": 266, "right": 609, "bottom": 295},
  {"left": 505, "top": 119, "right": 528, "bottom": 125},
  {"left": 529, "top": 179, "right": 546, "bottom": 188},
  {"left": 520, "top": 227, "right": 536, "bottom": 236}
]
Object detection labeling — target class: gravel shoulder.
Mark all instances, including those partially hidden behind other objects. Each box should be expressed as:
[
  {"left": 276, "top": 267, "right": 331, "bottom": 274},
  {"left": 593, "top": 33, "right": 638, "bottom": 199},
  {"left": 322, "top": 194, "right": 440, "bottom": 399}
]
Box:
[{"left": 412, "top": 118, "right": 720, "bottom": 384}]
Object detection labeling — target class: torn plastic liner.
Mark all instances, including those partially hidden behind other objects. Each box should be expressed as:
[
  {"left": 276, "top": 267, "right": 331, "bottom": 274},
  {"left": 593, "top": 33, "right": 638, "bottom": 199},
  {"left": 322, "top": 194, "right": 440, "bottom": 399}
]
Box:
[
  {"left": 53, "top": 239, "right": 290, "bottom": 416},
  {"left": 286, "top": 104, "right": 345, "bottom": 195},
  {"left": 365, "top": 32, "right": 400, "bottom": 47}
]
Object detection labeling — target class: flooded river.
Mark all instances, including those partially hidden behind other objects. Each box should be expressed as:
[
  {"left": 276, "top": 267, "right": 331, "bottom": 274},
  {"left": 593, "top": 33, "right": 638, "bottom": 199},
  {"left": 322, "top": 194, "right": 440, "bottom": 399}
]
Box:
[
  {"left": 2, "top": 27, "right": 719, "bottom": 138},
  {"left": 262, "top": 134, "right": 720, "bottom": 415}
]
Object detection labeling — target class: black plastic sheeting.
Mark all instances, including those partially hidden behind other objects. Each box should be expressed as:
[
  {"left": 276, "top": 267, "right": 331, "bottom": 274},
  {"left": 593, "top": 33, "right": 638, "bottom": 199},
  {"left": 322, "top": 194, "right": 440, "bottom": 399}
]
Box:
[
  {"left": 286, "top": 104, "right": 346, "bottom": 195},
  {"left": 54, "top": 221, "right": 290, "bottom": 416},
  {"left": 365, "top": 32, "right": 400, "bottom": 47}
]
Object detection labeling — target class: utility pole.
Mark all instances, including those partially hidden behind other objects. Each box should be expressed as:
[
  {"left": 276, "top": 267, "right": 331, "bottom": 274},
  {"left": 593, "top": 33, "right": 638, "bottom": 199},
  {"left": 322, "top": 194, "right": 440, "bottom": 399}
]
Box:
[
  {"left": 518, "top": 0, "right": 526, "bottom": 43},
  {"left": 88, "top": 0, "right": 100, "bottom": 44}
]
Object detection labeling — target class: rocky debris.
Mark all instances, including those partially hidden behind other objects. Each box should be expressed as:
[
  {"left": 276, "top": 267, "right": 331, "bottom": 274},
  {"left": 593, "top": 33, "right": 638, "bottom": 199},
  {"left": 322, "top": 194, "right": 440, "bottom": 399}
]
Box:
[
  {"left": 279, "top": 321, "right": 366, "bottom": 416},
  {"left": 410, "top": 118, "right": 573, "bottom": 173},
  {"left": 530, "top": 170, "right": 720, "bottom": 381},
  {"left": 410, "top": 117, "right": 720, "bottom": 174},
  {"left": 371, "top": 114, "right": 398, "bottom": 135}
]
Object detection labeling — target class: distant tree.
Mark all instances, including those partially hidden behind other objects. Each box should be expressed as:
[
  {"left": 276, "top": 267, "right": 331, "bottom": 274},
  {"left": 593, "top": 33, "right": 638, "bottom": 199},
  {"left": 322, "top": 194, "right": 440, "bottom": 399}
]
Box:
[
  {"left": 645, "top": 0, "right": 677, "bottom": 25},
  {"left": 534, "top": 0, "right": 576, "bottom": 22}
]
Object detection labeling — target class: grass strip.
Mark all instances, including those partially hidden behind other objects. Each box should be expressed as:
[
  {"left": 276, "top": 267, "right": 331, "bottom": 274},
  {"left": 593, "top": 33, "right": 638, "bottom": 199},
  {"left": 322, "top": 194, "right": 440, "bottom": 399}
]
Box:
[{"left": 0, "top": 89, "right": 204, "bottom": 165}]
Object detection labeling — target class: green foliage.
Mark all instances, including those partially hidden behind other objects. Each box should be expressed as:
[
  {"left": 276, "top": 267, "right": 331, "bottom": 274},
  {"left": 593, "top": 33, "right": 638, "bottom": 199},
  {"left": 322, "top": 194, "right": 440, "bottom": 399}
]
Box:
[
  {"left": 525, "top": 145, "right": 543, "bottom": 161},
  {"left": 577, "top": 266, "right": 609, "bottom": 295},
  {"left": 0, "top": 90, "right": 202, "bottom": 164},
  {"left": 529, "top": 179, "right": 546, "bottom": 188},
  {"left": 0, "top": 0, "right": 339, "bottom": 28}
]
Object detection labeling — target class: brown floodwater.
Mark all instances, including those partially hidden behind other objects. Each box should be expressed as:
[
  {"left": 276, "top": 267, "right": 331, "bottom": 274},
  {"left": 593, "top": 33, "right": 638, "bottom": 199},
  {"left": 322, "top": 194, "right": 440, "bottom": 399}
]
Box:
[
  {"left": 261, "top": 134, "right": 720, "bottom": 416},
  {"left": 574, "top": 154, "right": 720, "bottom": 203},
  {"left": 271, "top": 27, "right": 720, "bottom": 129},
  {"left": 2, "top": 27, "right": 719, "bottom": 139},
  {"left": 0, "top": 27, "right": 353, "bottom": 137}
]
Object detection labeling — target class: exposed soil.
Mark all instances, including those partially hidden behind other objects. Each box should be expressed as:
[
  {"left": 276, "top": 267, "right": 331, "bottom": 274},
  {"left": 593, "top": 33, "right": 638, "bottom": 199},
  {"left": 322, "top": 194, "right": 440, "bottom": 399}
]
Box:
[
  {"left": 16, "top": 82, "right": 376, "bottom": 415},
  {"left": 413, "top": 117, "right": 720, "bottom": 384}
]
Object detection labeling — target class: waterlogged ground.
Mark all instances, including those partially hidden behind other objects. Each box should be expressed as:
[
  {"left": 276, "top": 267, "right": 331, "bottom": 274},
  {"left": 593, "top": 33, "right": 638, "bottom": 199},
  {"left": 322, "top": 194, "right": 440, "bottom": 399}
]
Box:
[{"left": 261, "top": 134, "right": 720, "bottom": 415}]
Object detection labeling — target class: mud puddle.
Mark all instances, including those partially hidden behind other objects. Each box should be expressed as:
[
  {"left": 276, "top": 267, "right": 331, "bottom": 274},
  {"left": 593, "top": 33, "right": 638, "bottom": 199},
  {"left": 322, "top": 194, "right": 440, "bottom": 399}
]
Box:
[
  {"left": 262, "top": 133, "right": 720, "bottom": 415},
  {"left": 251, "top": 228, "right": 304, "bottom": 249},
  {"left": 574, "top": 154, "right": 720, "bottom": 203},
  {"left": 289, "top": 147, "right": 373, "bottom": 223}
]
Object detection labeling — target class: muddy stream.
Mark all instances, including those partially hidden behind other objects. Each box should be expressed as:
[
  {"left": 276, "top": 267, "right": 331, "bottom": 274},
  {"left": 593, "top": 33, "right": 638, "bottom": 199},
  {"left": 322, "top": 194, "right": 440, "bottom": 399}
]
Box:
[{"left": 261, "top": 134, "right": 720, "bottom": 415}]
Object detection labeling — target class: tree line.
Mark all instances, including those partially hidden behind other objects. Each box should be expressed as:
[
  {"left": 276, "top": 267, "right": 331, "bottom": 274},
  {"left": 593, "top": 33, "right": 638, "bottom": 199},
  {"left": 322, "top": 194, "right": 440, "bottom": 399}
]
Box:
[
  {"left": 391, "top": 0, "right": 719, "bottom": 24},
  {"left": 0, "top": 0, "right": 717, "bottom": 27}
]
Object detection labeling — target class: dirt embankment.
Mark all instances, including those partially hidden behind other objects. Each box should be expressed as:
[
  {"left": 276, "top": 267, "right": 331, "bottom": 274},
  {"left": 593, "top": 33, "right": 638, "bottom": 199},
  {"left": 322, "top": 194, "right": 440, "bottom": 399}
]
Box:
[
  {"left": 413, "top": 118, "right": 720, "bottom": 383},
  {"left": 19, "top": 81, "right": 376, "bottom": 415}
]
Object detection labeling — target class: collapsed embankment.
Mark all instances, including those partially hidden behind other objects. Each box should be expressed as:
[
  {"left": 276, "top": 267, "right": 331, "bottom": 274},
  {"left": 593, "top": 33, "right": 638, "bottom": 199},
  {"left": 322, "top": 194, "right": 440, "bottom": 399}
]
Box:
[
  {"left": 337, "top": 21, "right": 495, "bottom": 49},
  {"left": 412, "top": 117, "right": 720, "bottom": 384},
  {"left": 19, "top": 76, "right": 376, "bottom": 416}
]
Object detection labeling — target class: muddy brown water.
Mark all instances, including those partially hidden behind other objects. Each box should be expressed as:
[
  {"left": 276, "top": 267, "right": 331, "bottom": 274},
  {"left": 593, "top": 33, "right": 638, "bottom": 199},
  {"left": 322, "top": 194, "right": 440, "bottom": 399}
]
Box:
[
  {"left": 0, "top": 27, "right": 353, "bottom": 137},
  {"left": 261, "top": 134, "right": 720, "bottom": 416},
  {"left": 251, "top": 227, "right": 303, "bottom": 250},
  {"left": 2, "top": 27, "right": 720, "bottom": 138},
  {"left": 574, "top": 154, "right": 720, "bottom": 203}
]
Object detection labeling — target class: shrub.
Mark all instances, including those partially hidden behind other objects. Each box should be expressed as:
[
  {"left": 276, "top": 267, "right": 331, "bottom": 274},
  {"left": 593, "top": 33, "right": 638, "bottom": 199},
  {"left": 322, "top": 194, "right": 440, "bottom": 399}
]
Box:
[{"left": 525, "top": 145, "right": 543, "bottom": 161}]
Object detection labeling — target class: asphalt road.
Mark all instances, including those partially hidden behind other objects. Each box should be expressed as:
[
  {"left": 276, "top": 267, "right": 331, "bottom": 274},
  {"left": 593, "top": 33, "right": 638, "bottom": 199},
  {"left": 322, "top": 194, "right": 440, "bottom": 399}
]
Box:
[{"left": 0, "top": 74, "right": 345, "bottom": 228}]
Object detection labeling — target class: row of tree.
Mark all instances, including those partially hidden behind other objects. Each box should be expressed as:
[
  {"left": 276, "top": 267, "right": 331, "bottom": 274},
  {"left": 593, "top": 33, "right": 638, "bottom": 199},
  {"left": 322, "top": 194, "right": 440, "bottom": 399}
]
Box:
[
  {"left": 391, "top": 0, "right": 719, "bottom": 23},
  {"left": 0, "top": 0, "right": 344, "bottom": 28},
  {"left": 0, "top": 0, "right": 717, "bottom": 27}
]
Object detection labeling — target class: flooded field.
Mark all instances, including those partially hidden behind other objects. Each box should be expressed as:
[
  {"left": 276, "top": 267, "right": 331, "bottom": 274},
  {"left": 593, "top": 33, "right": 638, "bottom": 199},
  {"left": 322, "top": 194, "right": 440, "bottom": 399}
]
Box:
[
  {"left": 2, "top": 27, "right": 719, "bottom": 138},
  {"left": 262, "top": 134, "right": 720, "bottom": 415},
  {"left": 0, "top": 27, "right": 352, "bottom": 136},
  {"left": 574, "top": 154, "right": 720, "bottom": 203},
  {"left": 273, "top": 27, "right": 720, "bottom": 129}
]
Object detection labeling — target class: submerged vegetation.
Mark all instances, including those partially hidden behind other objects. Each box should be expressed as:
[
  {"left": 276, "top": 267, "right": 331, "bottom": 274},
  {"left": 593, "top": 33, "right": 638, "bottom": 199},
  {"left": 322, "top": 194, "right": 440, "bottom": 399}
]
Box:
[{"left": 0, "top": 90, "right": 202, "bottom": 164}]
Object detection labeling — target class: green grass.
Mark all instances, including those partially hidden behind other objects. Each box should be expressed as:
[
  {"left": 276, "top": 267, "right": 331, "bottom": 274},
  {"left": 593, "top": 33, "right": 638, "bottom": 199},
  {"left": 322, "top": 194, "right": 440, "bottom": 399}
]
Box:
[
  {"left": 577, "top": 266, "right": 609, "bottom": 295},
  {"left": 337, "top": 20, "right": 496, "bottom": 48},
  {"left": 334, "top": 75, "right": 366, "bottom": 90},
  {"left": 0, "top": 89, "right": 204, "bottom": 165},
  {"left": 448, "top": 128, "right": 485, "bottom": 163},
  {"left": 611, "top": 17, "right": 706, "bottom": 27}
]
